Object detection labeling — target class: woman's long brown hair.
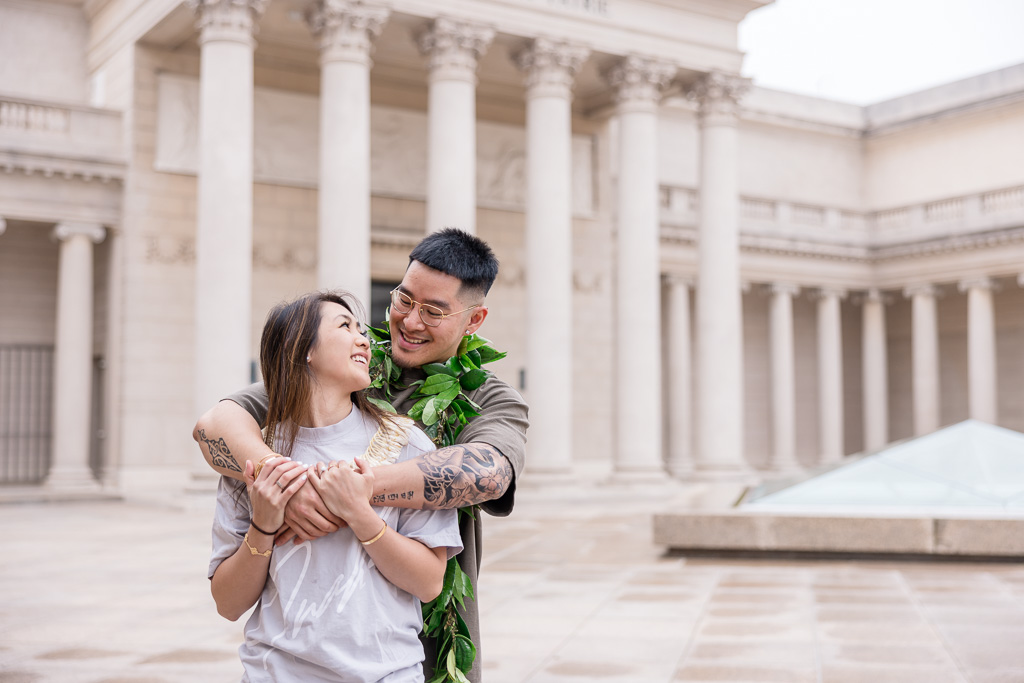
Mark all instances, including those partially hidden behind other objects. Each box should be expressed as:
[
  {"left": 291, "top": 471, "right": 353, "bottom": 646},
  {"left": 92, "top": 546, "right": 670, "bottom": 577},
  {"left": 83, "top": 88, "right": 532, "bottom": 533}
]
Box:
[{"left": 260, "top": 290, "right": 388, "bottom": 458}]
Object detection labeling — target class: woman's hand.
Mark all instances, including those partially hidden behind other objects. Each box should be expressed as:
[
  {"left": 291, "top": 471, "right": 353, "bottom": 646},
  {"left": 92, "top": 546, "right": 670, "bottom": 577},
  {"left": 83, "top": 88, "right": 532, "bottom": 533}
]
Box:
[
  {"left": 308, "top": 458, "right": 375, "bottom": 523},
  {"left": 243, "top": 456, "right": 308, "bottom": 534}
]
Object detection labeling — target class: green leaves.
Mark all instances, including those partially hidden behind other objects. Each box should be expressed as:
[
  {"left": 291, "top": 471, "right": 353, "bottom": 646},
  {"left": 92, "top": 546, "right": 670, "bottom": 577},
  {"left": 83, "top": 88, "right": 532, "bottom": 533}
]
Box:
[
  {"left": 368, "top": 328, "right": 504, "bottom": 683},
  {"left": 423, "top": 557, "right": 477, "bottom": 683}
]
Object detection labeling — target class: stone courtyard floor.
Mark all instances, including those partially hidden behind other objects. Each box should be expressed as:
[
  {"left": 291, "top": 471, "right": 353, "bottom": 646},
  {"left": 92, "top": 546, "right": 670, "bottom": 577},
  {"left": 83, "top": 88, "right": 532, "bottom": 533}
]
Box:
[{"left": 3, "top": 475, "right": 1024, "bottom": 683}]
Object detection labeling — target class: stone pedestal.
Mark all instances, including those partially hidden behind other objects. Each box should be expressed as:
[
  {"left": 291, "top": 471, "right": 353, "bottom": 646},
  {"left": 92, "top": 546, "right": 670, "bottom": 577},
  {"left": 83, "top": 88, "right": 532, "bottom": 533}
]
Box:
[
  {"left": 905, "top": 284, "right": 940, "bottom": 435},
  {"left": 418, "top": 18, "right": 493, "bottom": 234},
  {"left": 861, "top": 289, "right": 889, "bottom": 451},
  {"left": 606, "top": 55, "right": 675, "bottom": 477},
  {"left": 308, "top": 1, "right": 388, "bottom": 304},
  {"left": 516, "top": 39, "right": 588, "bottom": 474},
  {"left": 45, "top": 222, "right": 105, "bottom": 491},
  {"left": 690, "top": 71, "right": 750, "bottom": 477},
  {"left": 769, "top": 283, "right": 799, "bottom": 473}
]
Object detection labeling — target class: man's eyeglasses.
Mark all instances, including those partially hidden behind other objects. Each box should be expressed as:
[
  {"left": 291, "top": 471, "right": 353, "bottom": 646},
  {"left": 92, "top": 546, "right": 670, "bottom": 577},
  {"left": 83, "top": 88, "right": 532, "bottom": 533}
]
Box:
[{"left": 390, "top": 289, "right": 479, "bottom": 328}]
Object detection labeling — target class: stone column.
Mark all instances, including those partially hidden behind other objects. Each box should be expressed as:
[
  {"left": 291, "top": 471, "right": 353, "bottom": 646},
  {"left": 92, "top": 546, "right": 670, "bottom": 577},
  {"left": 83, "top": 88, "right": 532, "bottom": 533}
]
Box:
[
  {"left": 664, "top": 274, "right": 693, "bottom": 477},
  {"left": 817, "top": 288, "right": 846, "bottom": 464},
  {"left": 46, "top": 222, "right": 105, "bottom": 490},
  {"left": 904, "top": 284, "right": 940, "bottom": 435},
  {"left": 417, "top": 18, "right": 493, "bottom": 234},
  {"left": 188, "top": 0, "right": 264, "bottom": 418},
  {"left": 605, "top": 55, "right": 675, "bottom": 477},
  {"left": 514, "top": 39, "right": 588, "bottom": 475},
  {"left": 959, "top": 277, "right": 997, "bottom": 423},
  {"left": 861, "top": 289, "right": 889, "bottom": 451},
  {"left": 307, "top": 1, "right": 388, "bottom": 304},
  {"left": 768, "top": 283, "right": 799, "bottom": 473},
  {"left": 690, "top": 71, "right": 750, "bottom": 477}
]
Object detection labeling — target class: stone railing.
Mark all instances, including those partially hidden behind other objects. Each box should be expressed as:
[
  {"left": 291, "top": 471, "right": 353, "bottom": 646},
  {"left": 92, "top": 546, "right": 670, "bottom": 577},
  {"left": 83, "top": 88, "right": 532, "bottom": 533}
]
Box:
[
  {"left": 0, "top": 94, "right": 124, "bottom": 180},
  {"left": 660, "top": 183, "right": 1024, "bottom": 248}
]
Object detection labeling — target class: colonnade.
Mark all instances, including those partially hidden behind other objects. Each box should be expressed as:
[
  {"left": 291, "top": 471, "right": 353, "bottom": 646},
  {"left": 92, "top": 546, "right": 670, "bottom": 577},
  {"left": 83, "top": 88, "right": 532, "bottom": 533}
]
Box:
[
  {"left": 184, "top": 0, "right": 754, "bottom": 479},
  {"left": 662, "top": 277, "right": 1005, "bottom": 474}
]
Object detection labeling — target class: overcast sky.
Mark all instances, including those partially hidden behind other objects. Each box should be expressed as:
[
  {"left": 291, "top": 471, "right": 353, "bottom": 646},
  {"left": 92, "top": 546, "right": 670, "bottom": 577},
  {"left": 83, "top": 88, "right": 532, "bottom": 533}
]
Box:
[{"left": 739, "top": 0, "right": 1024, "bottom": 105}]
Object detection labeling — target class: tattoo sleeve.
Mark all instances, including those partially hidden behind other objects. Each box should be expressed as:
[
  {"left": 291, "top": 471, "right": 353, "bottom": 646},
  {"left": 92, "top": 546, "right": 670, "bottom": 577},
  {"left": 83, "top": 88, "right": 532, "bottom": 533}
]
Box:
[
  {"left": 197, "top": 428, "right": 242, "bottom": 474},
  {"left": 418, "top": 444, "right": 513, "bottom": 509}
]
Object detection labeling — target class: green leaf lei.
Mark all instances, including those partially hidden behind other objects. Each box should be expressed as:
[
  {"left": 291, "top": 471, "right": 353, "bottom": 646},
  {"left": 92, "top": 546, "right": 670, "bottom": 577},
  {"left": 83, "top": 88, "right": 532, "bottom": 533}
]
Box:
[{"left": 365, "top": 321, "right": 506, "bottom": 683}]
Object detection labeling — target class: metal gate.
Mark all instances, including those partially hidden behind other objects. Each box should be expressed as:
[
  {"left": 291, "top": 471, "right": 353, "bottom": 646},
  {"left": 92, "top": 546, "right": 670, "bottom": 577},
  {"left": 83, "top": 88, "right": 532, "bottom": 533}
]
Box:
[{"left": 0, "top": 345, "right": 54, "bottom": 484}]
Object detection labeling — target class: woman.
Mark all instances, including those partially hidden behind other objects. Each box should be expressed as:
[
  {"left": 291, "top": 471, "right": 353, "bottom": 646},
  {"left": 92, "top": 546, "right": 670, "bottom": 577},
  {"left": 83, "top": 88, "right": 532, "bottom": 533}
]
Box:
[{"left": 208, "top": 291, "right": 462, "bottom": 682}]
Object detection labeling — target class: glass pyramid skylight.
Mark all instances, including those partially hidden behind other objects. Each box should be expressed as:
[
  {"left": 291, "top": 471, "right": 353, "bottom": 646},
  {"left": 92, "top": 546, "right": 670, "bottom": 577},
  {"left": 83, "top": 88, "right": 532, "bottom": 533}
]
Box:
[{"left": 742, "top": 420, "right": 1024, "bottom": 516}]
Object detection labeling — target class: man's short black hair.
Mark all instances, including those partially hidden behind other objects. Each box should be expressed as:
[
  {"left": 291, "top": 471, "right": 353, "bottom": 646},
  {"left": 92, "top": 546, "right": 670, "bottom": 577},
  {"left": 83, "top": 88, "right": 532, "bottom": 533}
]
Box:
[{"left": 408, "top": 228, "right": 499, "bottom": 299}]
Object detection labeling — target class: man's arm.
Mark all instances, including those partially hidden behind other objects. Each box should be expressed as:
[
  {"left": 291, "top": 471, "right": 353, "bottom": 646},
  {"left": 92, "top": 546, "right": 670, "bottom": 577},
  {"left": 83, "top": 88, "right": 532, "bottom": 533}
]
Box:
[
  {"left": 193, "top": 399, "right": 343, "bottom": 540},
  {"left": 193, "top": 400, "right": 271, "bottom": 481},
  {"left": 370, "top": 442, "right": 514, "bottom": 510}
]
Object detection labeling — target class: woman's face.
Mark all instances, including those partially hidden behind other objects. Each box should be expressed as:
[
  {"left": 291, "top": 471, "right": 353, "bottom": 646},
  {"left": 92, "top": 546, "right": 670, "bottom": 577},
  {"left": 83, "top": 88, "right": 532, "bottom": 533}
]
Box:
[{"left": 307, "top": 301, "right": 372, "bottom": 393}]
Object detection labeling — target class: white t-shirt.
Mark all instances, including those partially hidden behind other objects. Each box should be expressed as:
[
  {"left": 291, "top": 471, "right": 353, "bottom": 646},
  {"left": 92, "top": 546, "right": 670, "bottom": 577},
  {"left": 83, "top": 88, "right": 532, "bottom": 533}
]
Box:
[{"left": 209, "top": 407, "right": 463, "bottom": 683}]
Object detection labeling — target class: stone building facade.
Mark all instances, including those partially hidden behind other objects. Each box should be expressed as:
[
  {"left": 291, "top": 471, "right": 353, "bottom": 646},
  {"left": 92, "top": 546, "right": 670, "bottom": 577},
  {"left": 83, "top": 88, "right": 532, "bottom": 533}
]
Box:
[{"left": 2, "top": 0, "right": 1024, "bottom": 496}]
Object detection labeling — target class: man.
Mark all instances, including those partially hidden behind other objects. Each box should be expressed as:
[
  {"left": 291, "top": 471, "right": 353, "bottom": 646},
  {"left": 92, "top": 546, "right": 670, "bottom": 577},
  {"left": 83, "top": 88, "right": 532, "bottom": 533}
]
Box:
[{"left": 193, "top": 228, "right": 529, "bottom": 682}]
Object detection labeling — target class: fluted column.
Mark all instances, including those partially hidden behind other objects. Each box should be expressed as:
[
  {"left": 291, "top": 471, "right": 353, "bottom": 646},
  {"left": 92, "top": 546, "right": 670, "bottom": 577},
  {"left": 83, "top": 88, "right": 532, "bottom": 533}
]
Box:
[
  {"left": 817, "top": 288, "right": 845, "bottom": 464},
  {"left": 664, "top": 274, "right": 693, "bottom": 477},
  {"left": 904, "top": 284, "right": 940, "bottom": 435},
  {"left": 605, "top": 55, "right": 675, "bottom": 476},
  {"left": 959, "top": 277, "right": 997, "bottom": 423},
  {"left": 46, "top": 222, "right": 105, "bottom": 490},
  {"left": 690, "top": 71, "right": 750, "bottom": 476},
  {"left": 515, "top": 39, "right": 588, "bottom": 475},
  {"left": 862, "top": 289, "right": 889, "bottom": 451},
  {"left": 308, "top": 1, "right": 388, "bottom": 304},
  {"left": 417, "top": 18, "right": 493, "bottom": 234},
  {"left": 769, "top": 283, "right": 799, "bottom": 472},
  {"left": 188, "top": 0, "right": 264, "bottom": 418}
]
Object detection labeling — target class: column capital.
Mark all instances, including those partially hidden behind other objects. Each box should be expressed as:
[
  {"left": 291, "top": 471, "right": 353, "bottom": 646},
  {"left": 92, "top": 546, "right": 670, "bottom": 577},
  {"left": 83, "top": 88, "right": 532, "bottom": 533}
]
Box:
[
  {"left": 307, "top": 0, "right": 389, "bottom": 65},
  {"left": 417, "top": 18, "right": 494, "bottom": 82},
  {"left": 515, "top": 38, "right": 589, "bottom": 99},
  {"left": 814, "top": 286, "right": 848, "bottom": 301},
  {"left": 688, "top": 70, "right": 750, "bottom": 126},
  {"left": 604, "top": 55, "right": 676, "bottom": 112},
  {"left": 768, "top": 282, "right": 800, "bottom": 297},
  {"left": 903, "top": 283, "right": 938, "bottom": 299},
  {"left": 662, "top": 272, "right": 694, "bottom": 288},
  {"left": 53, "top": 222, "right": 105, "bottom": 244},
  {"left": 858, "top": 288, "right": 894, "bottom": 305},
  {"left": 187, "top": 0, "right": 267, "bottom": 46},
  {"left": 958, "top": 276, "right": 996, "bottom": 293}
]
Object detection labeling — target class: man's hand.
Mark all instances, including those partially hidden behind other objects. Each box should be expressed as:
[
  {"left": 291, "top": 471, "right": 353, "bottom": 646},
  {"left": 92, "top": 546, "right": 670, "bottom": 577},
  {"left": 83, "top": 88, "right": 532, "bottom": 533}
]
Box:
[{"left": 275, "top": 476, "right": 345, "bottom": 545}]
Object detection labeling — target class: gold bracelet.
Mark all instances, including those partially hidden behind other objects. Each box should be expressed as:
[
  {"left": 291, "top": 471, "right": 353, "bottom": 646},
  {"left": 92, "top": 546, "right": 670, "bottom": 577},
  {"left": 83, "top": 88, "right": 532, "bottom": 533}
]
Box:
[
  {"left": 360, "top": 521, "right": 388, "bottom": 546},
  {"left": 243, "top": 532, "right": 272, "bottom": 558},
  {"left": 253, "top": 453, "right": 279, "bottom": 480}
]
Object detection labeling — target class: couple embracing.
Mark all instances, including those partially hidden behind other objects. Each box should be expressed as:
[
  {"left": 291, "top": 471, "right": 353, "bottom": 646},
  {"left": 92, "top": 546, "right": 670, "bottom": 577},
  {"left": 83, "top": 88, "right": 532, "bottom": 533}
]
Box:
[{"left": 194, "top": 229, "right": 529, "bottom": 682}]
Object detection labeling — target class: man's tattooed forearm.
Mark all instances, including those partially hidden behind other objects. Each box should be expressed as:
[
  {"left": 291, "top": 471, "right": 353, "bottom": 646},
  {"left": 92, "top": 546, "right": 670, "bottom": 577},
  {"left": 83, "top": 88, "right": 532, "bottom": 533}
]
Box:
[
  {"left": 419, "top": 444, "right": 513, "bottom": 509},
  {"left": 371, "top": 491, "right": 416, "bottom": 505},
  {"left": 197, "top": 428, "right": 242, "bottom": 473}
]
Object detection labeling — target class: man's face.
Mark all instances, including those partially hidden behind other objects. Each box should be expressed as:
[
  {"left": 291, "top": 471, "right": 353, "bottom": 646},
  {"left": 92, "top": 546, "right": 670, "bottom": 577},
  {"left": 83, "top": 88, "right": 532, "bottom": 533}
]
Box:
[{"left": 389, "top": 261, "right": 487, "bottom": 368}]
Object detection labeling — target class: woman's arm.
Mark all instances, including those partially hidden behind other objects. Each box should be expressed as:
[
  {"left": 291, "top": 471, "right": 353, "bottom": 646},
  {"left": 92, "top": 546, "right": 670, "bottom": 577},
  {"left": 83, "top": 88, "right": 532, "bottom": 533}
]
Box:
[
  {"left": 210, "top": 458, "right": 308, "bottom": 620},
  {"left": 309, "top": 460, "right": 447, "bottom": 602}
]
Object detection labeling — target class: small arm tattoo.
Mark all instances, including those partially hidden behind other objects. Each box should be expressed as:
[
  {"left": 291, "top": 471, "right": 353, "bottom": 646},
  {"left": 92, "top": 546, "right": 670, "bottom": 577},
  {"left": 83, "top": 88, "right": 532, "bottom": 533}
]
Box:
[
  {"left": 197, "top": 428, "right": 242, "bottom": 473},
  {"left": 419, "top": 444, "right": 513, "bottom": 509},
  {"left": 371, "top": 491, "right": 416, "bottom": 505}
]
